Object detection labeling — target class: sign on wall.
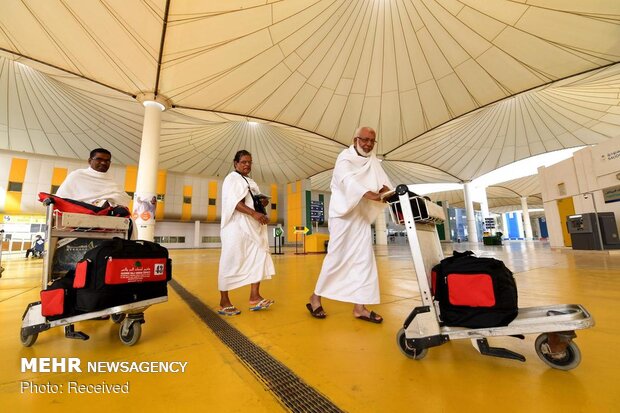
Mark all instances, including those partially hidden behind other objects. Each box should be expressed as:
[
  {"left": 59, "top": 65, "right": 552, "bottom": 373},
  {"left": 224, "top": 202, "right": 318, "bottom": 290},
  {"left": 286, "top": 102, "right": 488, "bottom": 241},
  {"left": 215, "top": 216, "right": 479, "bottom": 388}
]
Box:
[
  {"left": 592, "top": 138, "right": 620, "bottom": 177},
  {"left": 603, "top": 185, "right": 620, "bottom": 204}
]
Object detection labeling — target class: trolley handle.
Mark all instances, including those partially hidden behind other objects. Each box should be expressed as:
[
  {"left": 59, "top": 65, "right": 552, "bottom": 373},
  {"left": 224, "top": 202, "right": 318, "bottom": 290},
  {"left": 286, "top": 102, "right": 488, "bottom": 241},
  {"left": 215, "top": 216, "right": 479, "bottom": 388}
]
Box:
[
  {"left": 396, "top": 184, "right": 409, "bottom": 196},
  {"left": 42, "top": 197, "right": 55, "bottom": 207}
]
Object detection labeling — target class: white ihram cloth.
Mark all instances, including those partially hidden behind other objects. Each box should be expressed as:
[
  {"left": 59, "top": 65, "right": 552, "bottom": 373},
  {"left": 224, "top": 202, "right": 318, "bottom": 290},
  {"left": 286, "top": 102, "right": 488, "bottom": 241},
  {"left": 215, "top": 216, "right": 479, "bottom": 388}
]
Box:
[
  {"left": 218, "top": 172, "right": 275, "bottom": 291},
  {"left": 56, "top": 167, "right": 131, "bottom": 207},
  {"left": 314, "top": 146, "right": 392, "bottom": 304}
]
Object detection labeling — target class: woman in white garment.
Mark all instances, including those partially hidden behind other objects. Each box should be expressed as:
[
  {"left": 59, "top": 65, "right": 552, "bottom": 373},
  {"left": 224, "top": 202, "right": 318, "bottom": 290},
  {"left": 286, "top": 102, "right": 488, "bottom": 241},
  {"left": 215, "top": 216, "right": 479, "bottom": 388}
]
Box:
[{"left": 218, "top": 150, "right": 275, "bottom": 316}]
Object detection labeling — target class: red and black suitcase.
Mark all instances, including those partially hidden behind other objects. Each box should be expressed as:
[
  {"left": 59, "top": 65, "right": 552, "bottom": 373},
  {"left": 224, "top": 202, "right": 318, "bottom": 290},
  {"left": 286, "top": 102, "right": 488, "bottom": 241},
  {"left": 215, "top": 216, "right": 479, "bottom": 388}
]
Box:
[
  {"left": 432, "top": 251, "right": 518, "bottom": 328},
  {"left": 73, "top": 238, "right": 171, "bottom": 312}
]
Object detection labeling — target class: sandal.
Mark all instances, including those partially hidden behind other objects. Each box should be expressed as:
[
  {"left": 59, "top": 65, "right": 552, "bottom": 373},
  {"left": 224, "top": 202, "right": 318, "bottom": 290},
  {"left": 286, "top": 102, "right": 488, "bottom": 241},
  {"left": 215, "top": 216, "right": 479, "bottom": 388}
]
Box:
[
  {"left": 218, "top": 306, "right": 241, "bottom": 316},
  {"left": 306, "top": 303, "right": 326, "bottom": 319},
  {"left": 249, "top": 299, "right": 274, "bottom": 311},
  {"left": 355, "top": 310, "right": 383, "bottom": 324}
]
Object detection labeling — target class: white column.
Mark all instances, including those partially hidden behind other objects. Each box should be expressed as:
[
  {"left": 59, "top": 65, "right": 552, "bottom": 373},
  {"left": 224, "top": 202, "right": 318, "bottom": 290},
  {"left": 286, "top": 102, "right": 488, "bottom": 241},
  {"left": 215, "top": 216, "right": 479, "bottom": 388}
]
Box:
[
  {"left": 463, "top": 181, "right": 479, "bottom": 242},
  {"left": 194, "top": 220, "right": 201, "bottom": 248},
  {"left": 520, "top": 197, "right": 533, "bottom": 240},
  {"left": 441, "top": 200, "right": 451, "bottom": 241},
  {"left": 134, "top": 95, "right": 169, "bottom": 241},
  {"left": 375, "top": 209, "right": 388, "bottom": 245},
  {"left": 533, "top": 216, "right": 541, "bottom": 239},
  {"left": 479, "top": 187, "right": 490, "bottom": 218}
]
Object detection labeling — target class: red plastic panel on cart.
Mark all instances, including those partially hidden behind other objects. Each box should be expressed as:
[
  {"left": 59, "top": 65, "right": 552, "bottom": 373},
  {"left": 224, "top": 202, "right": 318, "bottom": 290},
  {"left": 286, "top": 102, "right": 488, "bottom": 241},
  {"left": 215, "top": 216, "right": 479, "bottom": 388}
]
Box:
[
  {"left": 104, "top": 258, "right": 167, "bottom": 284},
  {"left": 447, "top": 273, "right": 495, "bottom": 307},
  {"left": 73, "top": 260, "right": 89, "bottom": 288},
  {"left": 40, "top": 289, "right": 65, "bottom": 316}
]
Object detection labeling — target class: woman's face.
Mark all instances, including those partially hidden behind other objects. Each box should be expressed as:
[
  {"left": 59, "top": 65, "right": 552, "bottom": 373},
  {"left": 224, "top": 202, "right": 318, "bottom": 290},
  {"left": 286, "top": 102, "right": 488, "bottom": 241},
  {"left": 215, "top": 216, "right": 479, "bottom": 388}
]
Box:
[{"left": 234, "top": 155, "right": 252, "bottom": 176}]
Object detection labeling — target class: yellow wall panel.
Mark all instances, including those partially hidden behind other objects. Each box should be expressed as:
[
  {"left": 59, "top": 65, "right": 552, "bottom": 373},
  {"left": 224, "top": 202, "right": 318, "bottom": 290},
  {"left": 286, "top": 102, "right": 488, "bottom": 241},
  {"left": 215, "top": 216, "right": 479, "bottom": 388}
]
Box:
[
  {"left": 156, "top": 170, "right": 167, "bottom": 220},
  {"left": 125, "top": 166, "right": 138, "bottom": 191},
  {"left": 5, "top": 192, "right": 22, "bottom": 213},
  {"left": 207, "top": 181, "right": 218, "bottom": 222},
  {"left": 557, "top": 197, "right": 575, "bottom": 247},
  {"left": 51, "top": 168, "right": 67, "bottom": 186},
  {"left": 9, "top": 158, "right": 27, "bottom": 182},
  {"left": 181, "top": 185, "right": 192, "bottom": 221},
  {"left": 270, "top": 184, "right": 278, "bottom": 223},
  {"left": 287, "top": 181, "right": 302, "bottom": 240},
  {"left": 51, "top": 167, "right": 67, "bottom": 194},
  {"left": 6, "top": 158, "right": 28, "bottom": 212}
]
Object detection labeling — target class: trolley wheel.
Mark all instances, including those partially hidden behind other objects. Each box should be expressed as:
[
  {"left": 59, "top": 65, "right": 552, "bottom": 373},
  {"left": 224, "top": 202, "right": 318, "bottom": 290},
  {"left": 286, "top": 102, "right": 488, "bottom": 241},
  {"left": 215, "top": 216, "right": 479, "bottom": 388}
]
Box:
[
  {"left": 397, "top": 328, "right": 428, "bottom": 360},
  {"left": 535, "top": 333, "right": 581, "bottom": 370},
  {"left": 20, "top": 329, "right": 38, "bottom": 347},
  {"left": 119, "top": 321, "right": 142, "bottom": 346},
  {"left": 111, "top": 313, "right": 126, "bottom": 324}
]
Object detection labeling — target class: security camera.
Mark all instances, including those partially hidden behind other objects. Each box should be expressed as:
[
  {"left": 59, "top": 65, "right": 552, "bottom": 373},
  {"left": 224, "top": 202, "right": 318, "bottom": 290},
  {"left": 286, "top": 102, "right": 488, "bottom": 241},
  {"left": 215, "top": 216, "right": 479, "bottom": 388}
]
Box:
[{"left": 584, "top": 193, "right": 589, "bottom": 199}]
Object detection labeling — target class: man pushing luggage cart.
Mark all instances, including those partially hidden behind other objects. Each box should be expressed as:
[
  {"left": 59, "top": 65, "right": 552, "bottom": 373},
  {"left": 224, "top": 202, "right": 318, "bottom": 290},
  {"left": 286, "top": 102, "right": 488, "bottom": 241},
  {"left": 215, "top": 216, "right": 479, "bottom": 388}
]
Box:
[
  {"left": 20, "top": 193, "right": 171, "bottom": 347},
  {"left": 20, "top": 148, "right": 172, "bottom": 347}
]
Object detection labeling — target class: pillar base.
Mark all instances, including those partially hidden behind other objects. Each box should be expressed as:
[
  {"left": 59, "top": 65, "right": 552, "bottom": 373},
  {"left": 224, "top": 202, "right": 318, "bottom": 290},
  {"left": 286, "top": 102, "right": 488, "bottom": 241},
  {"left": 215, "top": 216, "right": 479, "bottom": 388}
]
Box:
[{"left": 136, "top": 224, "right": 155, "bottom": 242}]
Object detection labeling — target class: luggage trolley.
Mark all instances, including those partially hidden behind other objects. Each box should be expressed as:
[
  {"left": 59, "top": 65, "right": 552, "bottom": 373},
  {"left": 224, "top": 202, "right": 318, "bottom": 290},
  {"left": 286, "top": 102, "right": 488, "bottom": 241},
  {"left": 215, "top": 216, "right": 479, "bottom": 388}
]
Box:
[
  {"left": 20, "top": 196, "right": 168, "bottom": 347},
  {"left": 387, "top": 185, "right": 594, "bottom": 370}
]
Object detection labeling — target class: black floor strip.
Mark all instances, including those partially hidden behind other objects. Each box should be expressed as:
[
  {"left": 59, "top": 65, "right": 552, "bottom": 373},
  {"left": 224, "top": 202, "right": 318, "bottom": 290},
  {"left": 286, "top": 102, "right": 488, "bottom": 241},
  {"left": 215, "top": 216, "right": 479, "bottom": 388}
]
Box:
[{"left": 169, "top": 279, "right": 345, "bottom": 413}]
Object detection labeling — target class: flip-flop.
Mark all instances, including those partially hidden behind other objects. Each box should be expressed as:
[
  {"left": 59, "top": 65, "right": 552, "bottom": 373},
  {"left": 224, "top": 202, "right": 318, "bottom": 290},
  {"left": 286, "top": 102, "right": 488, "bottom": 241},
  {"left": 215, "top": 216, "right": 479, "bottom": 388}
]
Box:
[
  {"left": 356, "top": 310, "right": 383, "bottom": 324},
  {"left": 306, "top": 303, "right": 326, "bottom": 319},
  {"left": 218, "top": 306, "right": 241, "bottom": 316},
  {"left": 249, "top": 299, "right": 274, "bottom": 311}
]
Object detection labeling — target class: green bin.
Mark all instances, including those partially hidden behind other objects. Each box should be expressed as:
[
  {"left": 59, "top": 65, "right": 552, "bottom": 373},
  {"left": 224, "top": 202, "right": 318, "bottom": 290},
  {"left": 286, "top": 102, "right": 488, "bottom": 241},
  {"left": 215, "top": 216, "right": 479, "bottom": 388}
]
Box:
[{"left": 483, "top": 233, "right": 503, "bottom": 246}]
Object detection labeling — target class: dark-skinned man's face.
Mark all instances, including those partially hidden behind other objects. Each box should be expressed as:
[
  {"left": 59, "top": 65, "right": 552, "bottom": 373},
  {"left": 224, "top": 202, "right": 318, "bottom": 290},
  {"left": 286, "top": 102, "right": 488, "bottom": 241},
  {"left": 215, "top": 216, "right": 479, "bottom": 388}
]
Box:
[{"left": 88, "top": 152, "right": 112, "bottom": 173}]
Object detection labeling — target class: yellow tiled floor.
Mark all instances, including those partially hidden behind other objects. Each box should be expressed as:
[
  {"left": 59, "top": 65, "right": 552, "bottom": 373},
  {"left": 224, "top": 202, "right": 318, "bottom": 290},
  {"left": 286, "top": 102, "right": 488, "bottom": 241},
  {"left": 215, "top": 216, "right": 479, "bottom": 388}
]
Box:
[{"left": 1, "top": 241, "right": 619, "bottom": 412}]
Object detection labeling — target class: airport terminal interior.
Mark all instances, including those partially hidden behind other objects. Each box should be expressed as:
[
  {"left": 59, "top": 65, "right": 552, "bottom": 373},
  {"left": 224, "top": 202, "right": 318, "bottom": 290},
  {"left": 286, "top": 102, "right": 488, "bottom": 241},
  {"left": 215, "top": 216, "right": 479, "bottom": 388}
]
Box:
[{"left": 1, "top": 1, "right": 620, "bottom": 412}]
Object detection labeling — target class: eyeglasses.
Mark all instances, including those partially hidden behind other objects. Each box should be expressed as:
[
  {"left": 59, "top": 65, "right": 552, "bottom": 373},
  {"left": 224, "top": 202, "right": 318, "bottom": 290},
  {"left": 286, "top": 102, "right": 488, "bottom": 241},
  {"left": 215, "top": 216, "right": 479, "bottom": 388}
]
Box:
[
  {"left": 90, "top": 157, "right": 111, "bottom": 163},
  {"left": 355, "top": 137, "right": 378, "bottom": 145}
]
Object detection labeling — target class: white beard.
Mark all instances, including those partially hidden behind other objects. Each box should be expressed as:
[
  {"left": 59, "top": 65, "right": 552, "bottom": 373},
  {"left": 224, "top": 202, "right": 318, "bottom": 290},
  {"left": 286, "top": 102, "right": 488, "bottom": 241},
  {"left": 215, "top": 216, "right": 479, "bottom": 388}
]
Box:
[{"left": 356, "top": 142, "right": 371, "bottom": 157}]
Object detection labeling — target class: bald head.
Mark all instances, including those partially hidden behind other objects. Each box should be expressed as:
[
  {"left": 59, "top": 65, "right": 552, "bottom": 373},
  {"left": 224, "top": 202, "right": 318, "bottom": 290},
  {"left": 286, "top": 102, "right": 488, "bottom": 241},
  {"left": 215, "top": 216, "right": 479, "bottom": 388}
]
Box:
[
  {"left": 353, "top": 126, "right": 377, "bottom": 157},
  {"left": 353, "top": 126, "right": 376, "bottom": 141}
]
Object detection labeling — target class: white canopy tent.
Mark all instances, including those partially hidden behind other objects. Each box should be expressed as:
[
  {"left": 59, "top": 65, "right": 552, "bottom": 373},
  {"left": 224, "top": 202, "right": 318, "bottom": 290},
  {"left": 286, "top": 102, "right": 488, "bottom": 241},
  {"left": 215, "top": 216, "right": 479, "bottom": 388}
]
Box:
[{"left": 0, "top": 0, "right": 619, "bottom": 185}]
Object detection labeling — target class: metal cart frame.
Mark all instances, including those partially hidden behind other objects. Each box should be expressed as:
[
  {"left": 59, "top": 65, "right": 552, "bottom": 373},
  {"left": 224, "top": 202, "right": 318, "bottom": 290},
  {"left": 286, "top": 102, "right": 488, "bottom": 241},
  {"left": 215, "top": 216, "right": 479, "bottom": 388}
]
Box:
[
  {"left": 20, "top": 197, "right": 167, "bottom": 347},
  {"left": 388, "top": 185, "right": 594, "bottom": 370}
]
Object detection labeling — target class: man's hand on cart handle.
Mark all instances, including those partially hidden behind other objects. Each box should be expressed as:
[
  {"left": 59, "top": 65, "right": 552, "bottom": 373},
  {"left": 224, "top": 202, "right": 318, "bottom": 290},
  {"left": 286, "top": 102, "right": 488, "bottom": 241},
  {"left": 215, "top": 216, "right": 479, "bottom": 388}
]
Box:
[
  {"left": 364, "top": 191, "right": 383, "bottom": 202},
  {"left": 364, "top": 186, "right": 392, "bottom": 202}
]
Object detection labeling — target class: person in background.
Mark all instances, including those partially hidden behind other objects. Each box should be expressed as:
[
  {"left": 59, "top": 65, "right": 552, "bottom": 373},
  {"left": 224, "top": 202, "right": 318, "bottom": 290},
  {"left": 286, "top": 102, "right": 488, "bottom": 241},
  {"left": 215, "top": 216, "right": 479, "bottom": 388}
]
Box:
[
  {"left": 25, "top": 234, "right": 45, "bottom": 258},
  {"left": 217, "top": 150, "right": 275, "bottom": 316}
]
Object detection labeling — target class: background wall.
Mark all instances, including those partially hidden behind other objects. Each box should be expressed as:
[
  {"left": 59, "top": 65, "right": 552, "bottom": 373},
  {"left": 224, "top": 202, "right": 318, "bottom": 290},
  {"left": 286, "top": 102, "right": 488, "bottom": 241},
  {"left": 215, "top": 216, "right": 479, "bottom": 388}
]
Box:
[
  {"left": 0, "top": 150, "right": 295, "bottom": 250},
  {"left": 539, "top": 137, "right": 620, "bottom": 248}
]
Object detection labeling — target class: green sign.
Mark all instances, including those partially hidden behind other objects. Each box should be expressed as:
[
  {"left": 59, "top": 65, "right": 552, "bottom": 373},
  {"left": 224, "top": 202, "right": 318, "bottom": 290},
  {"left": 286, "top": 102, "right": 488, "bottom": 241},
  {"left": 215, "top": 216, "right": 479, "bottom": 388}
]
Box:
[{"left": 274, "top": 227, "right": 283, "bottom": 237}]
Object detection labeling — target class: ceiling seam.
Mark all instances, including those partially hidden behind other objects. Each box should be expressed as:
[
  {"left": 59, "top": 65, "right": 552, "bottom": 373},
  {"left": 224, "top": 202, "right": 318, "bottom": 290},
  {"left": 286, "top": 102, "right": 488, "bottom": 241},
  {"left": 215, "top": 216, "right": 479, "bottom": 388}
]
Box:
[{"left": 154, "top": 0, "right": 171, "bottom": 96}]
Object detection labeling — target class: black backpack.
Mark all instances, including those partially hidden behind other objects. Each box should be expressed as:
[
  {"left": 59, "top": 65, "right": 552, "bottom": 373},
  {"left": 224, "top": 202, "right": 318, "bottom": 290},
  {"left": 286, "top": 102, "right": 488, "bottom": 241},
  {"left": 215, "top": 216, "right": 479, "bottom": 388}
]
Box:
[{"left": 432, "top": 251, "right": 518, "bottom": 328}]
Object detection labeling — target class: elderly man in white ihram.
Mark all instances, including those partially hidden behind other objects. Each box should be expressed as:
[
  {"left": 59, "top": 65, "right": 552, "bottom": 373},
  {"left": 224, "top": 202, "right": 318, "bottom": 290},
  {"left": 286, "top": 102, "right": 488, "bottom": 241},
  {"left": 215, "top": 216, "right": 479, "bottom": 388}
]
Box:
[{"left": 307, "top": 126, "right": 392, "bottom": 324}]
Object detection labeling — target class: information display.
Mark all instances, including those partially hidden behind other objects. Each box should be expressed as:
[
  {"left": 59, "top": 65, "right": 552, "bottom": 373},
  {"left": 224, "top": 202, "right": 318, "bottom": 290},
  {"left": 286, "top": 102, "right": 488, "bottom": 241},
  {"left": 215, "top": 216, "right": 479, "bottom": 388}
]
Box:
[{"left": 310, "top": 200, "right": 324, "bottom": 223}]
